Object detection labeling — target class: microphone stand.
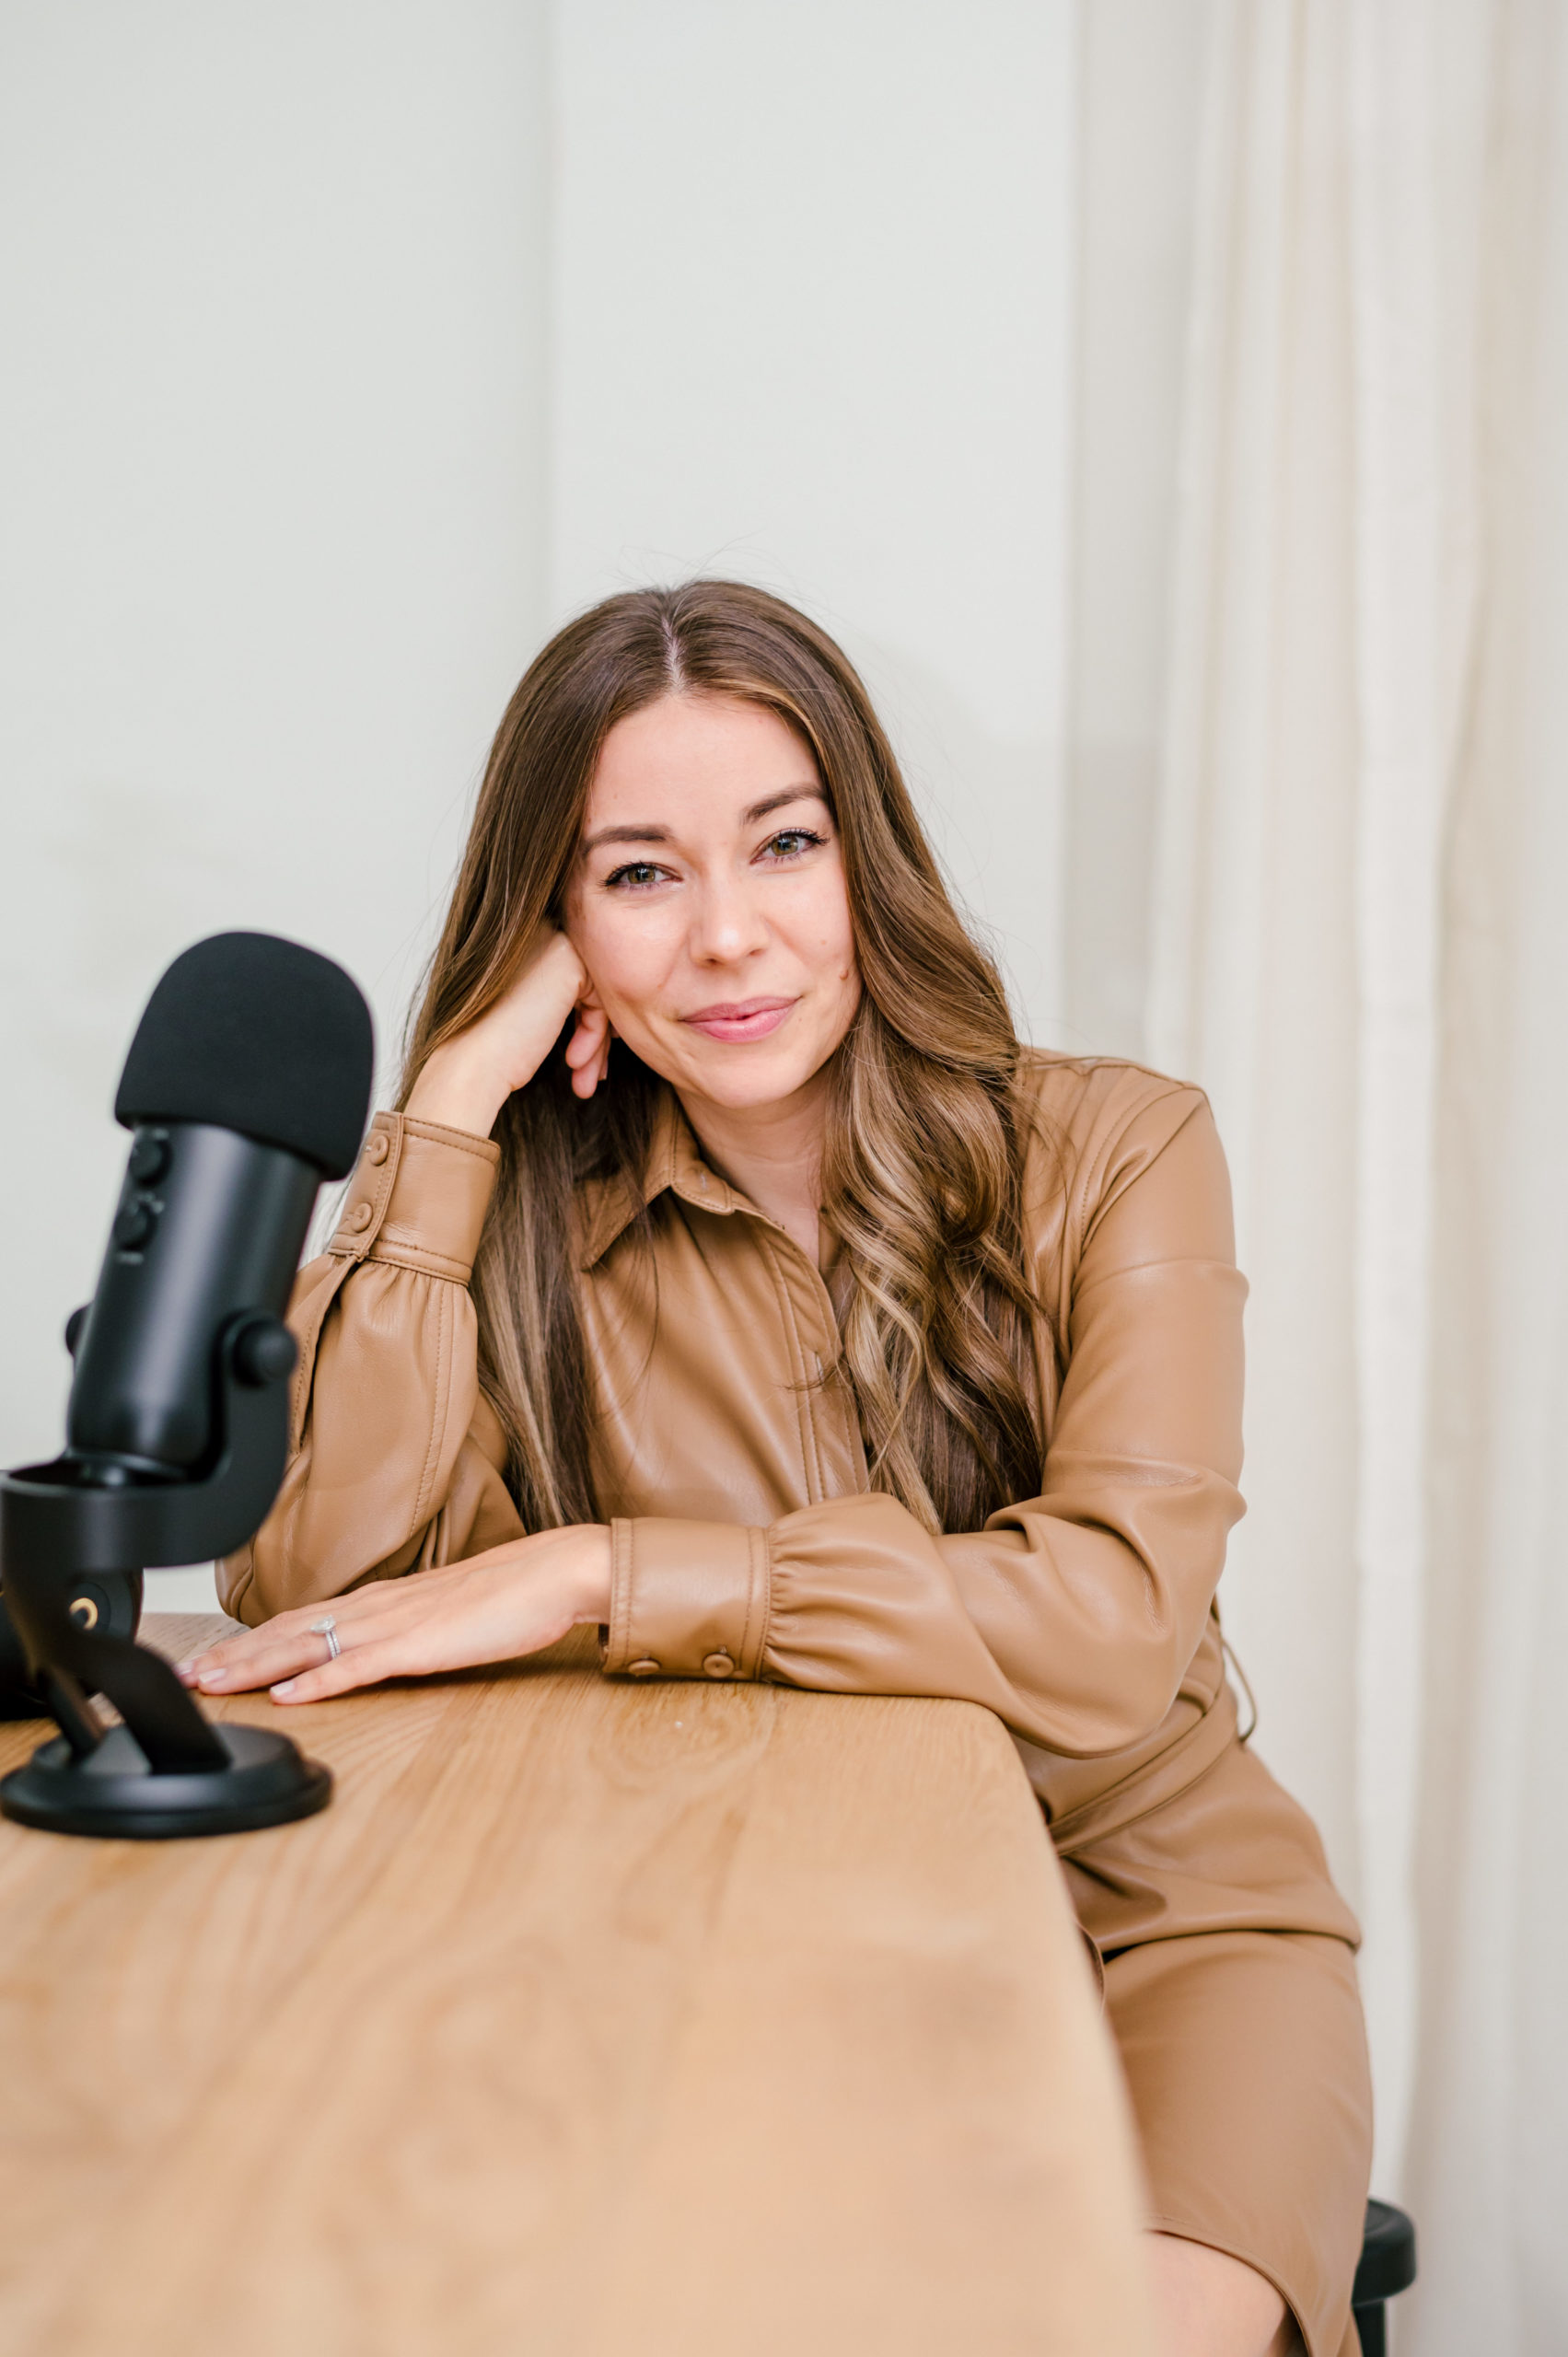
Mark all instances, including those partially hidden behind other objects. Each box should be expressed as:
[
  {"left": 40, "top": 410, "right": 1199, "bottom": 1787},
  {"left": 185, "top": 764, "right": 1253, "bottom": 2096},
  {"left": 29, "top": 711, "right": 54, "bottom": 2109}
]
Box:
[{"left": 0, "top": 1316, "right": 330, "bottom": 1838}]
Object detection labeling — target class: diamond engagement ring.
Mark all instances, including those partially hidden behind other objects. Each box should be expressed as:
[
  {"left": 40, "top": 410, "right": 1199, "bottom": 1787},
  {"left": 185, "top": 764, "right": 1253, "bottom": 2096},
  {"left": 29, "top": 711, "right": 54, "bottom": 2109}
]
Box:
[{"left": 309, "top": 1615, "right": 342, "bottom": 1662}]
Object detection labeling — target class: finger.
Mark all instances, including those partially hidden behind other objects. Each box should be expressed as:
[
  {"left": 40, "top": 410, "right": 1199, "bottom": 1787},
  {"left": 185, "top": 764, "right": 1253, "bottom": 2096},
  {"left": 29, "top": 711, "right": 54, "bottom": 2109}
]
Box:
[
  {"left": 563, "top": 1002, "right": 607, "bottom": 1068},
  {"left": 185, "top": 1601, "right": 408, "bottom": 1692},
  {"left": 181, "top": 1596, "right": 347, "bottom": 1662},
  {"left": 179, "top": 1628, "right": 308, "bottom": 1686},
  {"left": 268, "top": 1630, "right": 428, "bottom": 1706},
  {"left": 188, "top": 1631, "right": 339, "bottom": 1693},
  {"left": 569, "top": 1009, "right": 610, "bottom": 1097},
  {"left": 178, "top": 1600, "right": 369, "bottom": 1684}
]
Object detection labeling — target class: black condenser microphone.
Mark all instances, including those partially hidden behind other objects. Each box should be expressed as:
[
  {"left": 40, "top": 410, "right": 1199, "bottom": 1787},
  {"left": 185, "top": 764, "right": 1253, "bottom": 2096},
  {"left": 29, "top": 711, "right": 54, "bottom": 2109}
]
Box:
[
  {"left": 68, "top": 932, "right": 374, "bottom": 1481},
  {"left": 0, "top": 931, "right": 374, "bottom": 1840}
]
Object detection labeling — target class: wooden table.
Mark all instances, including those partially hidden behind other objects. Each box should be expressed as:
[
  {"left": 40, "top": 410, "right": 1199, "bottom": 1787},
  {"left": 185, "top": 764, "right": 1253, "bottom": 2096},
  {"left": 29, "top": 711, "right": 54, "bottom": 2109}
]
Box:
[{"left": 0, "top": 1614, "right": 1152, "bottom": 2356}]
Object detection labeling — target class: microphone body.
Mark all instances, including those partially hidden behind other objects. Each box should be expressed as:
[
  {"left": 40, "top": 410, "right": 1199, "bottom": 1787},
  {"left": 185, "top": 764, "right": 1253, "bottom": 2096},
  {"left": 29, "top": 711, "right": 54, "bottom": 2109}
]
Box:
[
  {"left": 67, "top": 1123, "right": 317, "bottom": 1478},
  {"left": 56, "top": 923, "right": 374, "bottom": 1489}
]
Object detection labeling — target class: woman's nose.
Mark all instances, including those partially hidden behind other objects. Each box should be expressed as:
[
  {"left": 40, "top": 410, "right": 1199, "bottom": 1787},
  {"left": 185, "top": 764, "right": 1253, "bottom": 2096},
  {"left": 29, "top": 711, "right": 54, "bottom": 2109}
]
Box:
[{"left": 688, "top": 876, "right": 771, "bottom": 965}]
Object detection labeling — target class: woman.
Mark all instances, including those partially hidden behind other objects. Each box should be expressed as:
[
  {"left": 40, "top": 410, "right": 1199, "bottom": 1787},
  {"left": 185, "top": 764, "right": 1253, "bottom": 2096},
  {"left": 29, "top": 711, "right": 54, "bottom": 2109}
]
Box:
[{"left": 184, "top": 581, "right": 1371, "bottom": 2357}]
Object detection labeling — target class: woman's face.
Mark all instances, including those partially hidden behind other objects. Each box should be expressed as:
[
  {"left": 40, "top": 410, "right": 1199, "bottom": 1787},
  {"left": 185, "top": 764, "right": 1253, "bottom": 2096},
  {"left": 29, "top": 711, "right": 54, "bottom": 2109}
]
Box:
[{"left": 566, "top": 692, "right": 861, "bottom": 1112}]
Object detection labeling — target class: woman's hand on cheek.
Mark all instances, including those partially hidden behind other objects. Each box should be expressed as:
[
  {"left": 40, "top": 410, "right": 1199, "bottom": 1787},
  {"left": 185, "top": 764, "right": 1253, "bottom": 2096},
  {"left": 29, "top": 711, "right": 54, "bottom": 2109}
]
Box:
[
  {"left": 174, "top": 1527, "right": 614, "bottom": 1706},
  {"left": 406, "top": 929, "right": 593, "bottom": 1135}
]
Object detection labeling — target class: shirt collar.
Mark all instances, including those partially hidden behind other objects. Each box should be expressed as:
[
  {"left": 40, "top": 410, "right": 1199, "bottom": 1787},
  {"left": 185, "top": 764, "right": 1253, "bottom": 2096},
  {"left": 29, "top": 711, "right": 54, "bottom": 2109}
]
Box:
[{"left": 575, "top": 1086, "right": 745, "bottom": 1270}]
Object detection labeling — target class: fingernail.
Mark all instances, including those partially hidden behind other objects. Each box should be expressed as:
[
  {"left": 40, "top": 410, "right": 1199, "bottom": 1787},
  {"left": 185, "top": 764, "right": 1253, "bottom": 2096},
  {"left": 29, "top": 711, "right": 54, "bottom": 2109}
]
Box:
[
  {"left": 271, "top": 1679, "right": 296, "bottom": 1700},
  {"left": 198, "top": 1669, "right": 231, "bottom": 1689}
]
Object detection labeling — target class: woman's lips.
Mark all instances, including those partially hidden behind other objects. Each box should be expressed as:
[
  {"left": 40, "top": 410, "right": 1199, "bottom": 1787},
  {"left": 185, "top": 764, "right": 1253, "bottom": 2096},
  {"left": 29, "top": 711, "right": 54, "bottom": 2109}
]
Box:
[{"left": 680, "top": 996, "right": 796, "bottom": 1043}]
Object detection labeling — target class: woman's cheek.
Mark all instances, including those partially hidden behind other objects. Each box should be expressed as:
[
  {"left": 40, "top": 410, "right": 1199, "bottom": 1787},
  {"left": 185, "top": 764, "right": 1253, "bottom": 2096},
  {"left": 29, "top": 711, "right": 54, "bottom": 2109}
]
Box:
[
  {"left": 579, "top": 912, "right": 678, "bottom": 1037},
  {"left": 793, "top": 865, "right": 855, "bottom": 973}
]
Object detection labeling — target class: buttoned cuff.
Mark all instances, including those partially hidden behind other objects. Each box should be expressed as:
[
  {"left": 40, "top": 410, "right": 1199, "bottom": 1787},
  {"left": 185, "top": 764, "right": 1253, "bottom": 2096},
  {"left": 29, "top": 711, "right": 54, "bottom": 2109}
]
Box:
[
  {"left": 328, "top": 1111, "right": 501, "bottom": 1280},
  {"left": 603, "top": 1517, "right": 772, "bottom": 1683}
]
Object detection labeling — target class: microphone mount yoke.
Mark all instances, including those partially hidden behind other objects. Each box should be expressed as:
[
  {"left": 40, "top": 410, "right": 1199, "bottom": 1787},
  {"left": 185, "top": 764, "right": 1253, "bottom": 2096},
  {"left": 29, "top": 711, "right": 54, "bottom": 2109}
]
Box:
[{"left": 0, "top": 1317, "right": 331, "bottom": 1839}]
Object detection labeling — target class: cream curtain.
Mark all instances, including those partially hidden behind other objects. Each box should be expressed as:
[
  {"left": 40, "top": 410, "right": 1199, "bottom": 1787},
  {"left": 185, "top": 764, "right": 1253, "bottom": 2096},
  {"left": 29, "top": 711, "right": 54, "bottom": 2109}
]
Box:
[
  {"left": 1073, "top": 1, "right": 1568, "bottom": 2345},
  {"left": 1411, "top": 8, "right": 1568, "bottom": 2346}
]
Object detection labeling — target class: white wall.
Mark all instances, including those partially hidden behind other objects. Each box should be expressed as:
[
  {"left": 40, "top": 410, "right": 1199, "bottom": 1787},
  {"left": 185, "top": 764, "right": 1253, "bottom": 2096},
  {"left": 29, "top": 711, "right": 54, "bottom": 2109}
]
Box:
[
  {"left": 0, "top": 3, "right": 1076, "bottom": 1616},
  {"left": 550, "top": 0, "right": 1076, "bottom": 1044},
  {"left": 1066, "top": 0, "right": 1210, "bottom": 1060},
  {"left": 0, "top": 4, "right": 552, "bottom": 1540}
]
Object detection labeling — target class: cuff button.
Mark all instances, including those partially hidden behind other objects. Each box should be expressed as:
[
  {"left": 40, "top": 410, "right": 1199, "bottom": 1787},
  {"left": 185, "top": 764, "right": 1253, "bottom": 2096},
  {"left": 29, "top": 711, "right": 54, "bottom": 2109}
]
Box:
[
  {"left": 628, "top": 1657, "right": 661, "bottom": 1678},
  {"left": 702, "top": 1650, "right": 736, "bottom": 1678}
]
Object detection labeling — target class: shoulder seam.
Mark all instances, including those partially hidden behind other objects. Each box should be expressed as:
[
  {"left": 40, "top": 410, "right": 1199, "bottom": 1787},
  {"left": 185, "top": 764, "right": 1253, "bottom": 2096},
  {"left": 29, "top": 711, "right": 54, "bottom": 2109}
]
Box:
[{"left": 1051, "top": 1077, "right": 1211, "bottom": 1271}]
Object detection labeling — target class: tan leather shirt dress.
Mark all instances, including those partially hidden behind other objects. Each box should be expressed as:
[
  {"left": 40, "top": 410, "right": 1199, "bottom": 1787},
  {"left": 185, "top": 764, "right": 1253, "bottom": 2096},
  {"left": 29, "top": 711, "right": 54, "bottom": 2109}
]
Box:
[{"left": 224, "top": 1052, "right": 1372, "bottom": 2357}]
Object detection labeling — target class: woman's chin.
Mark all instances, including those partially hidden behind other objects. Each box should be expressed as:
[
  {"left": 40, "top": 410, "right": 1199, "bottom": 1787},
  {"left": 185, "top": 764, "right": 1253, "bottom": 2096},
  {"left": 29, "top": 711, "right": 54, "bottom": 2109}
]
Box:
[{"left": 652, "top": 1036, "right": 834, "bottom": 1113}]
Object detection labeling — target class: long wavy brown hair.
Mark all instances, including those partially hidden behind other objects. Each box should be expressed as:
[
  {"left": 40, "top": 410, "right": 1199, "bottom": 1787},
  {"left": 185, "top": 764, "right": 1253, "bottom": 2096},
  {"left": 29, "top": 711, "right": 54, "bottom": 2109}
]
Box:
[{"left": 401, "top": 582, "right": 1048, "bottom": 1536}]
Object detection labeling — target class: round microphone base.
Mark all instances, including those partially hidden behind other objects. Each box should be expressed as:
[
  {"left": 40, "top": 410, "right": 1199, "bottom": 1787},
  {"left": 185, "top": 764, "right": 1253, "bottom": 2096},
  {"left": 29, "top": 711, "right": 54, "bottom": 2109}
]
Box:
[{"left": 0, "top": 1720, "right": 331, "bottom": 1839}]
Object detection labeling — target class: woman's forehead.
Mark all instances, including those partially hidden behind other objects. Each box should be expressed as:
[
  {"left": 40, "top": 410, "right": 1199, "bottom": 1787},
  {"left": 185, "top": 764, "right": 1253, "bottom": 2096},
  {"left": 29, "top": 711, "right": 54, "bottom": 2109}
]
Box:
[{"left": 585, "top": 693, "right": 822, "bottom": 834}]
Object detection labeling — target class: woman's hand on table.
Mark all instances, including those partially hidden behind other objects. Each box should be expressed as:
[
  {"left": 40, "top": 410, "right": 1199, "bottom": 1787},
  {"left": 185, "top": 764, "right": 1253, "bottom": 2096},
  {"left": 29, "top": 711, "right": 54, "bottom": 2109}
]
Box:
[{"left": 175, "top": 1527, "right": 613, "bottom": 1705}]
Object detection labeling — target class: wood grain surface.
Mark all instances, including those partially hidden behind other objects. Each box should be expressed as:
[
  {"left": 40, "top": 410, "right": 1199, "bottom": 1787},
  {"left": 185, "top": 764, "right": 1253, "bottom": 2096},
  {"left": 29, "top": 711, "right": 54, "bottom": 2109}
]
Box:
[{"left": 0, "top": 1615, "right": 1152, "bottom": 2355}]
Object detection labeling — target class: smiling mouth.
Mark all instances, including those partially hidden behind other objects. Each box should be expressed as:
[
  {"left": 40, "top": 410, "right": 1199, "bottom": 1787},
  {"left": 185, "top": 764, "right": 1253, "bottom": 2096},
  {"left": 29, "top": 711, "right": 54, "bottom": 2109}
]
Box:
[{"left": 680, "top": 996, "right": 797, "bottom": 1042}]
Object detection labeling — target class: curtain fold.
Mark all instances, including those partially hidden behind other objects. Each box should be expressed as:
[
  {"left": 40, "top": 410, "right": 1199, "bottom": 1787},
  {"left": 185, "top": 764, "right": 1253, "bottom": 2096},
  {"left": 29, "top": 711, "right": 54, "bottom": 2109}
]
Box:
[
  {"left": 1120, "top": 2, "right": 1568, "bottom": 2343},
  {"left": 1411, "top": 10, "right": 1568, "bottom": 2347}
]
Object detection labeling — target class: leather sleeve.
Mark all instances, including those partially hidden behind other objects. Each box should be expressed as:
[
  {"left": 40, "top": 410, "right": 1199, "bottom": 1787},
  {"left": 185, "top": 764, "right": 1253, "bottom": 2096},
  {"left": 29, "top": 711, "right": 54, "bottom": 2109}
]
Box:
[
  {"left": 218, "top": 1110, "right": 525, "bottom": 1624},
  {"left": 605, "top": 1091, "right": 1249, "bottom": 1759}
]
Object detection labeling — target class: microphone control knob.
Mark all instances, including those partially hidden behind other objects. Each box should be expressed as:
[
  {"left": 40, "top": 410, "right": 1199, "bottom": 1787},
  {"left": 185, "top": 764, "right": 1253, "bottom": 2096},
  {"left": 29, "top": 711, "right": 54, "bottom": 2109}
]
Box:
[
  {"left": 112, "top": 1200, "right": 157, "bottom": 1251},
  {"left": 233, "top": 1318, "right": 298, "bottom": 1388},
  {"left": 64, "top": 1304, "right": 90, "bottom": 1359},
  {"left": 128, "top": 1129, "right": 170, "bottom": 1185}
]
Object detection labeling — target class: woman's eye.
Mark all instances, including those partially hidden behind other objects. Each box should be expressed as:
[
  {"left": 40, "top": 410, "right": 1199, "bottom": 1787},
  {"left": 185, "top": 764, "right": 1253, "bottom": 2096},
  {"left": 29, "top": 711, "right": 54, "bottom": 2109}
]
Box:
[
  {"left": 760, "top": 829, "right": 825, "bottom": 862},
  {"left": 604, "top": 861, "right": 668, "bottom": 891}
]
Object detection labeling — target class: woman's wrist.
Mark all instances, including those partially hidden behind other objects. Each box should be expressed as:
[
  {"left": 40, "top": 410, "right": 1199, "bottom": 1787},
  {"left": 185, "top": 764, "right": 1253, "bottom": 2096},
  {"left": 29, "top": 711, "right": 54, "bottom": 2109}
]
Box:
[
  {"left": 405, "top": 1040, "right": 513, "bottom": 1138},
  {"left": 563, "top": 1525, "right": 613, "bottom": 1626}
]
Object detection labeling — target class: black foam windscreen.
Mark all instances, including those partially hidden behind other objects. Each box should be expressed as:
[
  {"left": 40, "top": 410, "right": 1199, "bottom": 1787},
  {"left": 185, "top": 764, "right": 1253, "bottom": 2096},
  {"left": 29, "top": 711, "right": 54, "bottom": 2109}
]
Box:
[{"left": 114, "top": 933, "right": 376, "bottom": 1178}]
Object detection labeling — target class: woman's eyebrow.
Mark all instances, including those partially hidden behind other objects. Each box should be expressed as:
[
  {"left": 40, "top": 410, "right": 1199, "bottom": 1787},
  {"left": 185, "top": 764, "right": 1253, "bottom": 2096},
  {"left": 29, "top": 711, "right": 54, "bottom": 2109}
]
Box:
[
  {"left": 580, "top": 784, "right": 826, "bottom": 857},
  {"left": 742, "top": 784, "right": 828, "bottom": 826},
  {"left": 580, "top": 821, "right": 672, "bottom": 854}
]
